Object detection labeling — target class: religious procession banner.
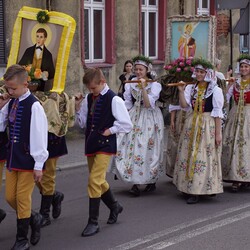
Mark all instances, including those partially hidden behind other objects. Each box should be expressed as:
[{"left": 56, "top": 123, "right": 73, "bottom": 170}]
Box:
[{"left": 7, "top": 6, "right": 76, "bottom": 94}]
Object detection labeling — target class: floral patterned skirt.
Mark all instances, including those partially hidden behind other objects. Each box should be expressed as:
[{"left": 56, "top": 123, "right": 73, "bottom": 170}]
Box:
[
  {"left": 166, "top": 110, "right": 186, "bottom": 178},
  {"left": 222, "top": 105, "right": 250, "bottom": 183},
  {"left": 173, "top": 111, "right": 223, "bottom": 195},
  {"left": 112, "top": 106, "right": 164, "bottom": 184}
]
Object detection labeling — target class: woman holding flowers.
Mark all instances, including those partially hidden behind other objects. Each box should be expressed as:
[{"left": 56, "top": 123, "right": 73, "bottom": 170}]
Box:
[
  {"left": 222, "top": 54, "right": 250, "bottom": 192},
  {"left": 173, "top": 58, "right": 224, "bottom": 204},
  {"left": 113, "top": 55, "right": 164, "bottom": 196}
]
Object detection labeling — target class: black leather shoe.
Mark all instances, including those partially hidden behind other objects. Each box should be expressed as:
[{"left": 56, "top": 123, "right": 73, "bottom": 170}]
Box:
[
  {"left": 0, "top": 208, "right": 6, "bottom": 223},
  {"left": 143, "top": 183, "right": 156, "bottom": 192},
  {"left": 129, "top": 185, "right": 140, "bottom": 196},
  {"left": 52, "top": 191, "right": 64, "bottom": 219},
  {"left": 107, "top": 202, "right": 123, "bottom": 224},
  {"left": 30, "top": 212, "right": 42, "bottom": 245},
  {"left": 187, "top": 195, "right": 199, "bottom": 204},
  {"left": 81, "top": 222, "right": 99, "bottom": 237}
]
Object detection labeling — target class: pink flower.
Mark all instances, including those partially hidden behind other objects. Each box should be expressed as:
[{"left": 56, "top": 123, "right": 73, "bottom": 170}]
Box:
[
  {"left": 179, "top": 62, "right": 185, "bottom": 67},
  {"left": 184, "top": 67, "right": 189, "bottom": 71},
  {"left": 172, "top": 60, "right": 178, "bottom": 66},
  {"left": 176, "top": 67, "right": 181, "bottom": 72},
  {"left": 186, "top": 60, "right": 192, "bottom": 65},
  {"left": 190, "top": 67, "right": 195, "bottom": 72},
  {"left": 167, "top": 65, "right": 173, "bottom": 70}
]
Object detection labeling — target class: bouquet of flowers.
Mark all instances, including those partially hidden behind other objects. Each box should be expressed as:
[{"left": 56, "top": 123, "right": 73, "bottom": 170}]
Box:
[
  {"left": 23, "top": 65, "right": 48, "bottom": 92},
  {"left": 24, "top": 65, "right": 43, "bottom": 83},
  {"left": 164, "top": 57, "right": 194, "bottom": 81}
]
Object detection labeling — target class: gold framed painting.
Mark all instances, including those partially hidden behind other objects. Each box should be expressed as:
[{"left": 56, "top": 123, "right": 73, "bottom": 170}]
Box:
[
  {"left": 166, "top": 15, "right": 216, "bottom": 64},
  {"left": 7, "top": 6, "right": 76, "bottom": 93}
]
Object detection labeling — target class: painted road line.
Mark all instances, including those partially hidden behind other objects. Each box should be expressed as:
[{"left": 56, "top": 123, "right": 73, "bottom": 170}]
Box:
[
  {"left": 110, "top": 203, "right": 250, "bottom": 250},
  {"left": 147, "top": 210, "right": 250, "bottom": 249}
]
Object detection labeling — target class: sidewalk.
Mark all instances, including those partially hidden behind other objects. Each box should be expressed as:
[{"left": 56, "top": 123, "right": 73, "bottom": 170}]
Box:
[
  {"left": 57, "top": 126, "right": 87, "bottom": 169},
  {"left": 57, "top": 125, "right": 169, "bottom": 170}
]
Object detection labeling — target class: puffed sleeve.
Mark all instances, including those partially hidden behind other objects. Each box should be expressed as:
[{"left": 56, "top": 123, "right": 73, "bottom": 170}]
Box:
[
  {"left": 75, "top": 94, "right": 88, "bottom": 128},
  {"left": 30, "top": 102, "right": 49, "bottom": 170},
  {"left": 147, "top": 81, "right": 161, "bottom": 109},
  {"left": 211, "top": 86, "right": 224, "bottom": 118},
  {"left": 183, "top": 84, "right": 193, "bottom": 107},
  {"left": 123, "top": 83, "right": 133, "bottom": 110},
  {"left": 169, "top": 104, "right": 181, "bottom": 112},
  {"left": 109, "top": 96, "right": 133, "bottom": 134},
  {"left": 226, "top": 85, "right": 234, "bottom": 103},
  {"left": 0, "top": 102, "right": 9, "bottom": 131}
]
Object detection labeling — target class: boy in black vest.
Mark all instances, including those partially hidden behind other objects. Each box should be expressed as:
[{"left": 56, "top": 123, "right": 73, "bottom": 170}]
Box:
[
  {"left": 75, "top": 68, "right": 132, "bottom": 237},
  {"left": 0, "top": 64, "right": 49, "bottom": 249}
]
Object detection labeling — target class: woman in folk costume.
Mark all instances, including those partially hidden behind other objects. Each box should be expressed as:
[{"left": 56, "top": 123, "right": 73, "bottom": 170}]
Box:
[
  {"left": 173, "top": 58, "right": 224, "bottom": 204},
  {"left": 113, "top": 55, "right": 164, "bottom": 196},
  {"left": 222, "top": 54, "right": 250, "bottom": 192}
]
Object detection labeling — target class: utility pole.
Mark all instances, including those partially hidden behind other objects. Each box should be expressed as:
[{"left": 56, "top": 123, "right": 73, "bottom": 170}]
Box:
[{"left": 46, "top": 0, "right": 52, "bottom": 11}]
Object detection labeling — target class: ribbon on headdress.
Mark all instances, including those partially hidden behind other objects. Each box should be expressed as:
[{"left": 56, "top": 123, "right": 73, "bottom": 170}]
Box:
[{"left": 239, "top": 59, "right": 250, "bottom": 66}]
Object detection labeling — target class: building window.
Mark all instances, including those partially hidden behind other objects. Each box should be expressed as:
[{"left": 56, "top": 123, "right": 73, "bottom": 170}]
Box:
[
  {"left": 141, "top": 0, "right": 158, "bottom": 59},
  {"left": 240, "top": 35, "right": 249, "bottom": 54},
  {"left": 81, "top": 0, "right": 115, "bottom": 66},
  {"left": 84, "top": 0, "right": 105, "bottom": 63},
  {"left": 0, "top": 0, "right": 6, "bottom": 66},
  {"left": 197, "top": 0, "right": 210, "bottom": 15}
]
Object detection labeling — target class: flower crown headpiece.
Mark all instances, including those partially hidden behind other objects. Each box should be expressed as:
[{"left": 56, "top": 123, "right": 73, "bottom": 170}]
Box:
[
  {"left": 191, "top": 58, "right": 213, "bottom": 72},
  {"left": 132, "top": 55, "right": 152, "bottom": 70},
  {"left": 237, "top": 54, "right": 250, "bottom": 66},
  {"left": 191, "top": 58, "right": 215, "bottom": 82}
]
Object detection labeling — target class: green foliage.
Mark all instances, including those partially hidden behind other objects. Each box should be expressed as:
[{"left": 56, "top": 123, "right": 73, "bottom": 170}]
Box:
[
  {"left": 132, "top": 55, "right": 152, "bottom": 65},
  {"left": 237, "top": 54, "right": 250, "bottom": 62},
  {"left": 36, "top": 10, "right": 50, "bottom": 23},
  {"left": 191, "top": 58, "right": 213, "bottom": 69}
]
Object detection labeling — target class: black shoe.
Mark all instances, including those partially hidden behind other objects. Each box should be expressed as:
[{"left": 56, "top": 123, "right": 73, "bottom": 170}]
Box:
[
  {"left": 81, "top": 221, "right": 100, "bottom": 237},
  {"left": 232, "top": 183, "right": 241, "bottom": 192},
  {"left": 30, "top": 212, "right": 42, "bottom": 245},
  {"left": 52, "top": 191, "right": 64, "bottom": 219},
  {"left": 11, "top": 218, "right": 30, "bottom": 250},
  {"left": 81, "top": 198, "right": 100, "bottom": 237},
  {"left": 186, "top": 195, "right": 199, "bottom": 204},
  {"left": 101, "top": 189, "right": 123, "bottom": 224},
  {"left": 39, "top": 195, "right": 53, "bottom": 227},
  {"left": 129, "top": 185, "right": 140, "bottom": 196},
  {"left": 107, "top": 202, "right": 123, "bottom": 224},
  {"left": 0, "top": 208, "right": 6, "bottom": 223},
  {"left": 143, "top": 183, "right": 156, "bottom": 192}
]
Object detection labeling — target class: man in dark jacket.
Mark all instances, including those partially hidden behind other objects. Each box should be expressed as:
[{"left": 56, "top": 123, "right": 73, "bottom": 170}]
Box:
[{"left": 19, "top": 28, "right": 55, "bottom": 91}]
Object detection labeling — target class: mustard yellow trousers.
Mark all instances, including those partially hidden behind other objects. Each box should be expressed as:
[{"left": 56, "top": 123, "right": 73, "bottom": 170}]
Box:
[
  {"left": 5, "top": 170, "right": 35, "bottom": 219},
  {"left": 36, "top": 158, "right": 58, "bottom": 195},
  {"left": 87, "top": 154, "right": 111, "bottom": 198}
]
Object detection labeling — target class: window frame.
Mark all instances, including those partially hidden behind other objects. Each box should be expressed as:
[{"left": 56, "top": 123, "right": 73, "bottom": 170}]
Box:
[
  {"left": 83, "top": 0, "right": 105, "bottom": 63},
  {"left": 197, "top": 0, "right": 210, "bottom": 15},
  {"left": 196, "top": 0, "right": 216, "bottom": 15},
  {"left": 141, "top": 0, "right": 159, "bottom": 59},
  {"left": 139, "top": 0, "right": 166, "bottom": 62},
  {"left": 81, "top": 0, "right": 115, "bottom": 67}
]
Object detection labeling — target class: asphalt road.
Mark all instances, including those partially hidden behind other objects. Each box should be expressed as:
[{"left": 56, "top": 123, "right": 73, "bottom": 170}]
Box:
[{"left": 1, "top": 165, "right": 250, "bottom": 250}]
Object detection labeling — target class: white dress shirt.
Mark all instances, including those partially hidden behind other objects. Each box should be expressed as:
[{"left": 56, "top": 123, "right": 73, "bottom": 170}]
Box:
[
  {"left": 76, "top": 84, "right": 132, "bottom": 134},
  {"left": 0, "top": 90, "right": 49, "bottom": 170}
]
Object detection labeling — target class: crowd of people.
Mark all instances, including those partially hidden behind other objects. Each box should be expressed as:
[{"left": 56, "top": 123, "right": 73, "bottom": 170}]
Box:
[{"left": 0, "top": 53, "right": 249, "bottom": 249}]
